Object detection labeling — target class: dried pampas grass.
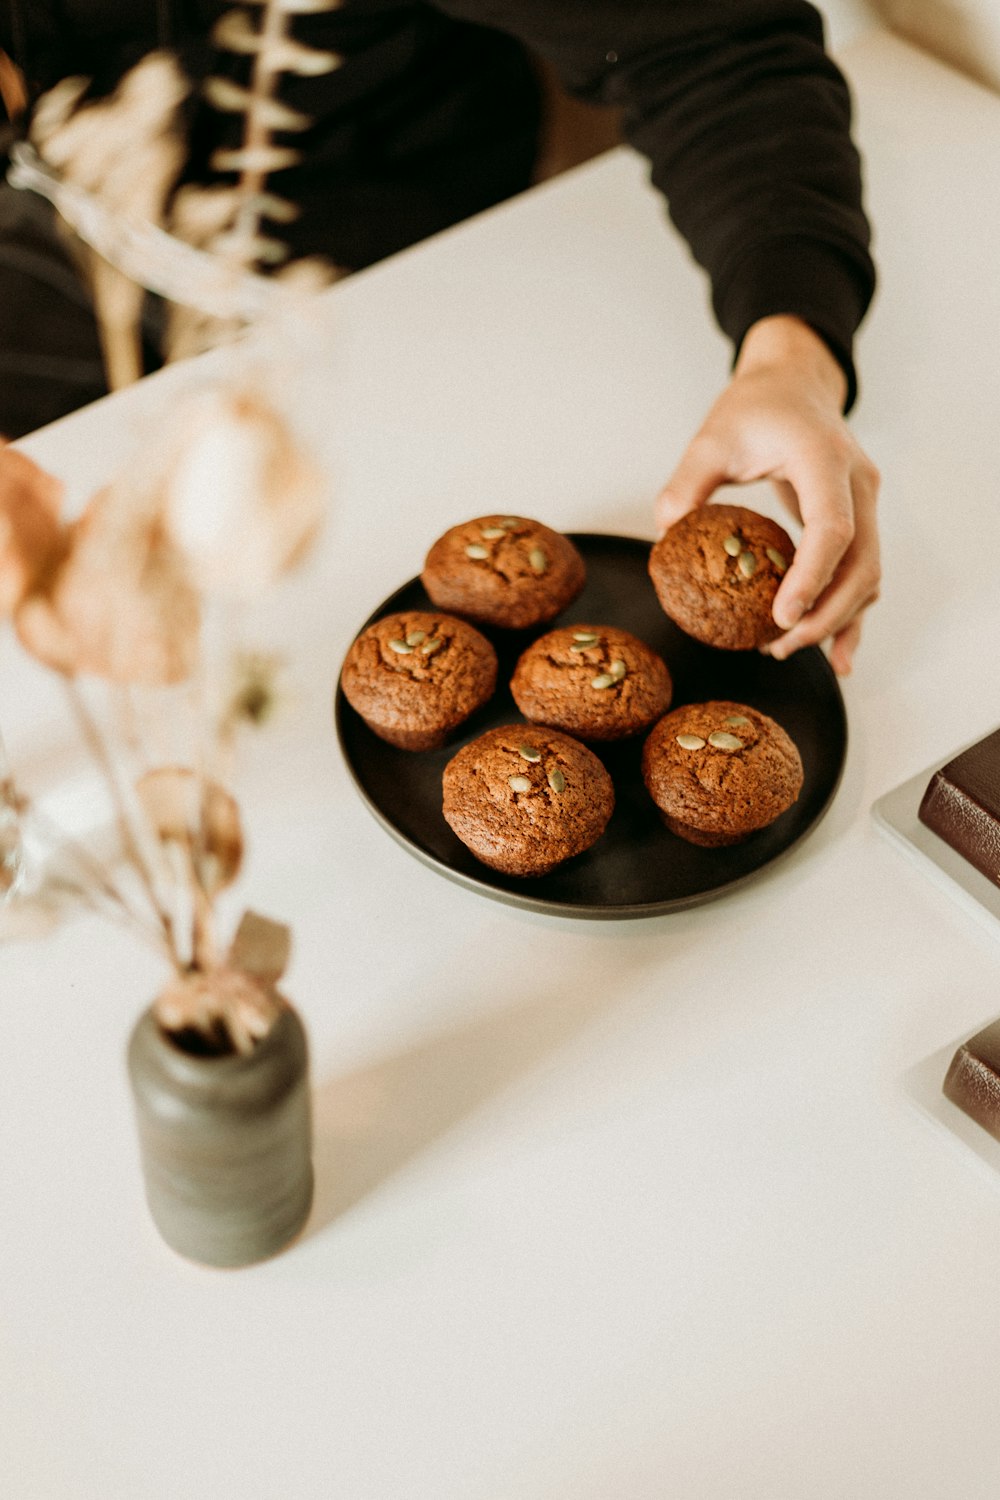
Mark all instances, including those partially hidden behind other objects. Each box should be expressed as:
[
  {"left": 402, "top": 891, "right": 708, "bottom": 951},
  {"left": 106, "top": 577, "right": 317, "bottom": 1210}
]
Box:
[{"left": 30, "top": 54, "right": 190, "bottom": 390}]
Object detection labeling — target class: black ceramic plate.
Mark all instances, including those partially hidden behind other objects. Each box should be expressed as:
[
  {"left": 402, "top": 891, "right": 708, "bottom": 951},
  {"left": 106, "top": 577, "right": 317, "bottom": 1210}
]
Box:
[{"left": 334, "top": 534, "right": 847, "bottom": 919}]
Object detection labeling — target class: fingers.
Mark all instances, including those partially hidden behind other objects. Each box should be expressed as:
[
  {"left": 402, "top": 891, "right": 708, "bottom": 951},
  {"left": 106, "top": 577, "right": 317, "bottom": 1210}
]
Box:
[
  {"left": 767, "top": 459, "right": 881, "bottom": 668},
  {"left": 771, "top": 443, "right": 858, "bottom": 631},
  {"left": 654, "top": 434, "right": 729, "bottom": 538},
  {"left": 829, "top": 617, "right": 863, "bottom": 677},
  {"left": 652, "top": 355, "right": 881, "bottom": 671},
  {"left": 773, "top": 474, "right": 857, "bottom": 627}
]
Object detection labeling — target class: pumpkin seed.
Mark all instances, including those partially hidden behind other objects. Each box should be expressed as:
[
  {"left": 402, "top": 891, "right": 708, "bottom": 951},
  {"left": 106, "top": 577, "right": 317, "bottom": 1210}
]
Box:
[
  {"left": 708, "top": 731, "right": 745, "bottom": 751},
  {"left": 591, "top": 673, "right": 615, "bottom": 690},
  {"left": 548, "top": 768, "right": 566, "bottom": 793},
  {"left": 420, "top": 637, "right": 443, "bottom": 656},
  {"left": 518, "top": 744, "right": 542, "bottom": 762},
  {"left": 388, "top": 639, "right": 413, "bottom": 654},
  {"left": 529, "top": 546, "right": 548, "bottom": 574},
  {"left": 723, "top": 534, "right": 742, "bottom": 557},
  {"left": 676, "top": 733, "right": 706, "bottom": 750},
  {"left": 609, "top": 659, "right": 627, "bottom": 681},
  {"left": 481, "top": 526, "right": 505, "bottom": 539},
  {"left": 501, "top": 517, "right": 520, "bottom": 529},
  {"left": 508, "top": 775, "right": 531, "bottom": 793},
  {"left": 724, "top": 714, "right": 751, "bottom": 728},
  {"left": 572, "top": 631, "right": 599, "bottom": 643},
  {"left": 737, "top": 550, "right": 757, "bottom": 579},
  {"left": 765, "top": 546, "right": 788, "bottom": 573},
  {"left": 465, "top": 543, "right": 489, "bottom": 560},
  {"left": 406, "top": 630, "right": 426, "bottom": 647}
]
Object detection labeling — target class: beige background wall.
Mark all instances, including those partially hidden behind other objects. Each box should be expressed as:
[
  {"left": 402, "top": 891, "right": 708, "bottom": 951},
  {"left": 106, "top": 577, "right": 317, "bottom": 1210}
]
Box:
[
  {"left": 823, "top": 0, "right": 1000, "bottom": 93},
  {"left": 875, "top": 0, "right": 1000, "bottom": 93}
]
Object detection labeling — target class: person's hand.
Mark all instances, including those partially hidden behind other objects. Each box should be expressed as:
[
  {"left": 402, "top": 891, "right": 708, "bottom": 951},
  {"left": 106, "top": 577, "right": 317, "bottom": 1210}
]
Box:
[{"left": 654, "top": 315, "right": 880, "bottom": 675}]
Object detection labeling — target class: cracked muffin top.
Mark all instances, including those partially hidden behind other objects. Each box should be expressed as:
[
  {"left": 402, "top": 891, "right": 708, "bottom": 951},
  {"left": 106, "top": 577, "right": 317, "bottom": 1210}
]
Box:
[
  {"left": 421, "top": 515, "right": 585, "bottom": 630},
  {"left": 510, "top": 623, "right": 672, "bottom": 741},
  {"left": 340, "top": 610, "right": 497, "bottom": 751},
  {"left": 641, "top": 700, "right": 803, "bottom": 846},
  {"left": 648, "top": 503, "right": 795, "bottom": 651},
  {"left": 442, "top": 724, "right": 614, "bottom": 877}
]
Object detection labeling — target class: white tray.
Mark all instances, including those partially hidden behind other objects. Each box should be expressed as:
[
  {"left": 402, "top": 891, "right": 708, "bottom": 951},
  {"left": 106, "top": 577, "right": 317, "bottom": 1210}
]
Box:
[
  {"left": 872, "top": 730, "right": 1000, "bottom": 940},
  {"left": 874, "top": 733, "right": 1000, "bottom": 1176}
]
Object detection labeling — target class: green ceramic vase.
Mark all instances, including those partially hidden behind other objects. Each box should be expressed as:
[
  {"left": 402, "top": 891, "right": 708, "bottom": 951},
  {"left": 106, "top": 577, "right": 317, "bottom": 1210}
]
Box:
[{"left": 127, "top": 1002, "right": 313, "bottom": 1267}]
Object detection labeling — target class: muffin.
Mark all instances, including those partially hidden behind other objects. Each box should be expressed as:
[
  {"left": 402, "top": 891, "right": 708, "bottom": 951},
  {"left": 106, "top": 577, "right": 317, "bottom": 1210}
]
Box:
[
  {"left": 442, "top": 725, "right": 614, "bottom": 876},
  {"left": 641, "top": 700, "right": 803, "bottom": 846},
  {"left": 510, "top": 624, "right": 672, "bottom": 741},
  {"left": 340, "top": 610, "right": 497, "bottom": 750},
  {"left": 421, "top": 515, "right": 585, "bottom": 630},
  {"left": 648, "top": 503, "right": 795, "bottom": 650}
]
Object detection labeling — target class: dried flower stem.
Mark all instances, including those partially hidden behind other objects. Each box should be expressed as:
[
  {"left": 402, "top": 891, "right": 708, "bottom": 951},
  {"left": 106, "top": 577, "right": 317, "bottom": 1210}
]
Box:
[
  {"left": 115, "top": 684, "right": 198, "bottom": 958},
  {"left": 189, "top": 857, "right": 218, "bottom": 970},
  {"left": 189, "top": 601, "right": 232, "bottom": 970},
  {"left": 28, "top": 802, "right": 146, "bottom": 925},
  {"left": 25, "top": 816, "right": 168, "bottom": 952},
  {"left": 90, "top": 257, "right": 145, "bottom": 391},
  {"left": 64, "top": 679, "right": 180, "bottom": 966}
]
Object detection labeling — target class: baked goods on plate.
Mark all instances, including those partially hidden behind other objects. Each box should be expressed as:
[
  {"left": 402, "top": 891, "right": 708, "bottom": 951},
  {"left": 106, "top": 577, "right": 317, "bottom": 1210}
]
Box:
[
  {"left": 641, "top": 699, "right": 804, "bottom": 846},
  {"left": 648, "top": 503, "right": 794, "bottom": 650},
  {"left": 421, "top": 515, "right": 585, "bottom": 630},
  {"left": 442, "top": 725, "right": 614, "bottom": 876},
  {"left": 340, "top": 609, "right": 497, "bottom": 751},
  {"left": 510, "top": 623, "right": 672, "bottom": 742}
]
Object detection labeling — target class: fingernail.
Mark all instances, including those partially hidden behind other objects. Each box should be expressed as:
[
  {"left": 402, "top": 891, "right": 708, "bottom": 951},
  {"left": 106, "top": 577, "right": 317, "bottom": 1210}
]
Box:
[{"left": 774, "top": 598, "right": 805, "bottom": 631}]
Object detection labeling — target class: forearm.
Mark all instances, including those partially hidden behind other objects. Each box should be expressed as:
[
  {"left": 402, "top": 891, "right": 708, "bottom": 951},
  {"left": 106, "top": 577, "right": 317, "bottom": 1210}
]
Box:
[{"left": 735, "top": 315, "right": 848, "bottom": 412}]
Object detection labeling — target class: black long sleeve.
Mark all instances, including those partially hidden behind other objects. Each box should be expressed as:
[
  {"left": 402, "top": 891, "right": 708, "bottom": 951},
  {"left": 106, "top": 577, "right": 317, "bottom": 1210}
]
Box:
[
  {"left": 432, "top": 0, "right": 875, "bottom": 406},
  {"left": 2, "top": 0, "right": 875, "bottom": 405}
]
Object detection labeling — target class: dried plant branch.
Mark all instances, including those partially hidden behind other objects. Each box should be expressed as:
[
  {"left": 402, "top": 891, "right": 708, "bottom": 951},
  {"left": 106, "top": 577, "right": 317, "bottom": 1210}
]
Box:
[
  {"left": 166, "top": 0, "right": 341, "bottom": 356},
  {"left": 0, "top": 744, "right": 25, "bottom": 901},
  {"left": 64, "top": 679, "right": 180, "bottom": 967},
  {"left": 23, "top": 811, "right": 166, "bottom": 948},
  {"left": 28, "top": 55, "right": 189, "bottom": 391}
]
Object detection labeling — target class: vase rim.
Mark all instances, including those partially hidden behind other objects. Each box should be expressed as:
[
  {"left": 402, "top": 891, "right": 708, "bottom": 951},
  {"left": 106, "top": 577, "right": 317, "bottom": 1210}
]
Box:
[{"left": 130, "top": 999, "right": 300, "bottom": 1090}]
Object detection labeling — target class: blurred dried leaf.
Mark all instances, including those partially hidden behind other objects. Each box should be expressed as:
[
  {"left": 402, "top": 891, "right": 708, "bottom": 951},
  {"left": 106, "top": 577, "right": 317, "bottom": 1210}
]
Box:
[
  {"left": 228, "top": 909, "right": 291, "bottom": 986},
  {"left": 0, "top": 446, "right": 65, "bottom": 615},
  {"left": 15, "top": 485, "right": 200, "bottom": 684},
  {"left": 210, "top": 144, "right": 301, "bottom": 176},
  {"left": 222, "top": 649, "right": 285, "bottom": 731},
  {"left": 160, "top": 389, "right": 325, "bottom": 597},
  {"left": 135, "top": 767, "right": 243, "bottom": 895},
  {"left": 32, "top": 54, "right": 188, "bottom": 224},
  {"left": 213, "top": 10, "right": 341, "bottom": 75},
  {"left": 31, "top": 53, "right": 190, "bottom": 390},
  {"left": 203, "top": 77, "right": 311, "bottom": 132}
]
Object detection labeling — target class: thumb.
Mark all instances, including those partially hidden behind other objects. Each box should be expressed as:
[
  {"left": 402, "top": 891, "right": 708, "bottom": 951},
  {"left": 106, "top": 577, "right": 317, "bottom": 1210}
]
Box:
[{"left": 654, "top": 438, "right": 728, "bottom": 538}]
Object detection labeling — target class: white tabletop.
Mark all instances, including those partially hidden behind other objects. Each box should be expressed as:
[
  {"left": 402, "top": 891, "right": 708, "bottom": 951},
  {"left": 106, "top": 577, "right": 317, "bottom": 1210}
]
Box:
[{"left": 4, "top": 27, "right": 1000, "bottom": 1500}]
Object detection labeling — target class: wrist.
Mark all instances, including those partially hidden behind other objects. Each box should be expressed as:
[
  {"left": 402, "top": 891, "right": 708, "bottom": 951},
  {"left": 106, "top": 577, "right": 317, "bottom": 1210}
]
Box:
[{"left": 735, "top": 315, "right": 848, "bottom": 410}]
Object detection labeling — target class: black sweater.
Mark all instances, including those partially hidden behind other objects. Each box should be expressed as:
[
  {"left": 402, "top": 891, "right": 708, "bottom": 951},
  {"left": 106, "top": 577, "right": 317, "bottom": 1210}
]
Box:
[{"left": 3, "top": 1, "right": 875, "bottom": 402}]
